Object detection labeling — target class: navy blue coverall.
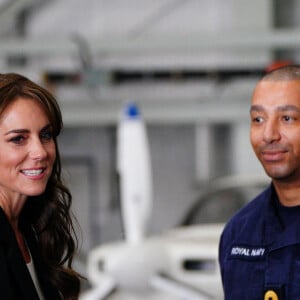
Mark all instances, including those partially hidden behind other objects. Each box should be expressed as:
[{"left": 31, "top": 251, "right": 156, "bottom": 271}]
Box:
[{"left": 219, "top": 184, "right": 300, "bottom": 300}]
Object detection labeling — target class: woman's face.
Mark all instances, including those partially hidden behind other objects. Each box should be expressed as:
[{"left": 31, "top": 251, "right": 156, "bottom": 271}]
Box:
[{"left": 0, "top": 97, "right": 56, "bottom": 200}]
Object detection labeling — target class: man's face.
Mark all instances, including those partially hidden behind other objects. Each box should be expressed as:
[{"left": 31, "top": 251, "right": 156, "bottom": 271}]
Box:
[{"left": 250, "top": 80, "right": 300, "bottom": 182}]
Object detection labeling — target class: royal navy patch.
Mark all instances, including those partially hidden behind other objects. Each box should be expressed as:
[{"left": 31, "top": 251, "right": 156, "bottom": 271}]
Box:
[{"left": 230, "top": 245, "right": 267, "bottom": 260}]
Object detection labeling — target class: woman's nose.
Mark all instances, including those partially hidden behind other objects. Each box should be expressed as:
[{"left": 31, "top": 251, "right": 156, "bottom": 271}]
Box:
[{"left": 29, "top": 139, "right": 47, "bottom": 160}]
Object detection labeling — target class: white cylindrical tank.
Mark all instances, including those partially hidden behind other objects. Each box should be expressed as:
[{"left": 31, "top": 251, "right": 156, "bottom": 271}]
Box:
[{"left": 117, "top": 102, "right": 152, "bottom": 244}]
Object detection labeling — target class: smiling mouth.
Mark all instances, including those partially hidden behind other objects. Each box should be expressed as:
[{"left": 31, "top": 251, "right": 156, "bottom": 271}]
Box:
[
  {"left": 262, "top": 151, "right": 286, "bottom": 161},
  {"left": 21, "top": 169, "right": 45, "bottom": 176}
]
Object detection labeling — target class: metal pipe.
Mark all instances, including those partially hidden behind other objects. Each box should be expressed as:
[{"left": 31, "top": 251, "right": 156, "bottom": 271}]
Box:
[{"left": 1, "top": 29, "right": 300, "bottom": 57}]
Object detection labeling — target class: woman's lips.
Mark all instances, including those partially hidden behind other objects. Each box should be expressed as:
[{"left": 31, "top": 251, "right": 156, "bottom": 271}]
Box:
[{"left": 20, "top": 168, "right": 46, "bottom": 179}]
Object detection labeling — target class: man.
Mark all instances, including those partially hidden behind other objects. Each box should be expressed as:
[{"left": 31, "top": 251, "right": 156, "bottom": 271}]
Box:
[{"left": 219, "top": 65, "right": 300, "bottom": 299}]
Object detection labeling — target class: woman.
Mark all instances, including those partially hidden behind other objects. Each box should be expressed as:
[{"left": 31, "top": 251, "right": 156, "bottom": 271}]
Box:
[{"left": 0, "top": 73, "right": 81, "bottom": 299}]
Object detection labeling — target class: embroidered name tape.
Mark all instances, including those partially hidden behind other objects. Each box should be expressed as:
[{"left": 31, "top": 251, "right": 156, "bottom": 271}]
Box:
[{"left": 230, "top": 245, "right": 267, "bottom": 260}]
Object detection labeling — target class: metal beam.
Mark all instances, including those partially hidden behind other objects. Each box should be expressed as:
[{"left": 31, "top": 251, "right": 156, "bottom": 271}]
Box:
[
  {"left": 60, "top": 99, "right": 251, "bottom": 127},
  {"left": 0, "top": 29, "right": 300, "bottom": 57}
]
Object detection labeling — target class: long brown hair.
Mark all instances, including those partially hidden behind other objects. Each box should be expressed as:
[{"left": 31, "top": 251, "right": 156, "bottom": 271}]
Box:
[{"left": 0, "top": 73, "right": 81, "bottom": 299}]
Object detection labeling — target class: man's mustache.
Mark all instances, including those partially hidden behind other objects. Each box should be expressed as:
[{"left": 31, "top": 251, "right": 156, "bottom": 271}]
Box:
[{"left": 258, "top": 144, "right": 289, "bottom": 152}]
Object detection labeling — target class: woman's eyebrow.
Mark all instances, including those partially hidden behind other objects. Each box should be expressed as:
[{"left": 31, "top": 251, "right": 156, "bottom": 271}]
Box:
[
  {"left": 4, "top": 128, "right": 29, "bottom": 135},
  {"left": 4, "top": 124, "right": 52, "bottom": 136}
]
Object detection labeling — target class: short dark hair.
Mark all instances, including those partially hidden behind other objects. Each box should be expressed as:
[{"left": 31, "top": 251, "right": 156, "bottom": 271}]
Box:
[{"left": 263, "top": 65, "right": 300, "bottom": 81}]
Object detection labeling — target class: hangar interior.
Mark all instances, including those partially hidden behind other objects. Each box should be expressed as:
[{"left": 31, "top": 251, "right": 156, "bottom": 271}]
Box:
[{"left": 0, "top": 0, "right": 299, "bottom": 298}]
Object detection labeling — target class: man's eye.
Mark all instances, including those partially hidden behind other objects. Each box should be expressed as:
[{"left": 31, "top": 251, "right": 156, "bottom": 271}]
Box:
[
  {"left": 252, "top": 116, "right": 263, "bottom": 123},
  {"left": 283, "top": 115, "right": 293, "bottom": 122},
  {"left": 10, "top": 135, "right": 25, "bottom": 144}
]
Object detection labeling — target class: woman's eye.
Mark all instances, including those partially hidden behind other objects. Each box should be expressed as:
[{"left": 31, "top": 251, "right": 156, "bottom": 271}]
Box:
[
  {"left": 40, "top": 130, "right": 53, "bottom": 141},
  {"left": 10, "top": 135, "right": 25, "bottom": 144}
]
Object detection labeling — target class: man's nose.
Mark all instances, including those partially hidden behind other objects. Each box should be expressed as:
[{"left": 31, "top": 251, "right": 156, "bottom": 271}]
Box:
[{"left": 263, "top": 120, "right": 281, "bottom": 143}]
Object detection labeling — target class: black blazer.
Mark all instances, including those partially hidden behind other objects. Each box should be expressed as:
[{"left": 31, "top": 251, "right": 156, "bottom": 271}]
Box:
[{"left": 0, "top": 208, "right": 61, "bottom": 300}]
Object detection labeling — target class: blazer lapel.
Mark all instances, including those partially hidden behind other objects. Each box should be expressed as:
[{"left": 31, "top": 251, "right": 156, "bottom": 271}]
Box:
[
  {"left": 7, "top": 241, "right": 40, "bottom": 300},
  {"left": 0, "top": 209, "right": 40, "bottom": 300}
]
